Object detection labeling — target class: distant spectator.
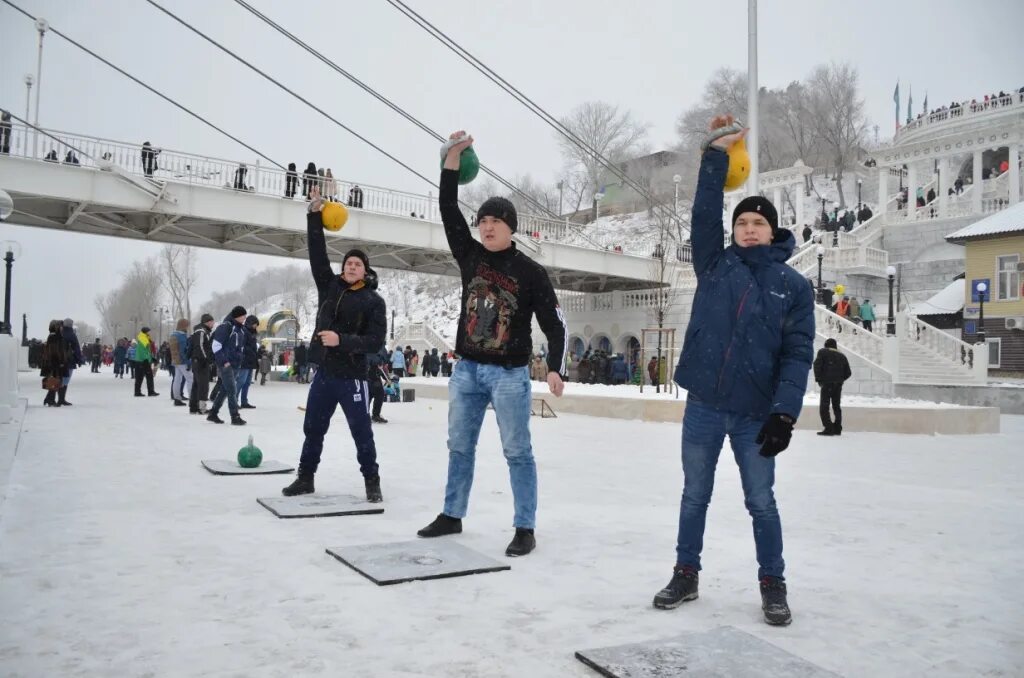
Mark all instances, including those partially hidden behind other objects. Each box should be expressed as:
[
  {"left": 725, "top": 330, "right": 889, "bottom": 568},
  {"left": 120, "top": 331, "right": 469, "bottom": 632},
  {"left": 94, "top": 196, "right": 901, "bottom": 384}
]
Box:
[
  {"left": 285, "top": 162, "right": 298, "bottom": 198},
  {"left": 325, "top": 168, "right": 337, "bottom": 201},
  {"left": 802, "top": 225, "right": 812, "bottom": 243},
  {"left": 64, "top": 150, "right": 80, "bottom": 165},
  {"left": 44, "top": 149, "right": 58, "bottom": 162},
  {"left": 302, "top": 162, "right": 318, "bottom": 197},
  {"left": 813, "top": 338, "right": 851, "bottom": 437},
  {"left": 141, "top": 141, "right": 160, "bottom": 177},
  {"left": 233, "top": 163, "right": 247, "bottom": 190},
  {"left": 859, "top": 299, "right": 876, "bottom": 333},
  {"left": 0, "top": 110, "right": 11, "bottom": 155},
  {"left": 348, "top": 184, "right": 364, "bottom": 209}
]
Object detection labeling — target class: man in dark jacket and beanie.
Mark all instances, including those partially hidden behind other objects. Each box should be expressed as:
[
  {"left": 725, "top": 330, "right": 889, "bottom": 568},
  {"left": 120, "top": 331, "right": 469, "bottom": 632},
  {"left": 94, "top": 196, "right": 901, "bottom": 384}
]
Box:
[
  {"left": 237, "top": 315, "right": 259, "bottom": 409},
  {"left": 416, "top": 131, "right": 567, "bottom": 558},
  {"left": 189, "top": 314, "right": 215, "bottom": 414},
  {"left": 281, "top": 184, "right": 388, "bottom": 503},
  {"left": 206, "top": 307, "right": 247, "bottom": 425},
  {"left": 652, "top": 115, "right": 814, "bottom": 626},
  {"left": 294, "top": 340, "right": 308, "bottom": 383},
  {"left": 813, "top": 338, "right": 851, "bottom": 436}
]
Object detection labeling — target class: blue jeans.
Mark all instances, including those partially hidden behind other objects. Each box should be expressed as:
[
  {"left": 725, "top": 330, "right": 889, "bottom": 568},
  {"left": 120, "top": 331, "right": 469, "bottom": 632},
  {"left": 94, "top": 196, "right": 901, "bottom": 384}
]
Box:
[
  {"left": 209, "top": 364, "right": 240, "bottom": 418},
  {"left": 236, "top": 368, "right": 253, "bottom": 405},
  {"left": 443, "top": 360, "right": 537, "bottom": 529},
  {"left": 299, "top": 370, "right": 378, "bottom": 477},
  {"left": 676, "top": 398, "right": 785, "bottom": 579}
]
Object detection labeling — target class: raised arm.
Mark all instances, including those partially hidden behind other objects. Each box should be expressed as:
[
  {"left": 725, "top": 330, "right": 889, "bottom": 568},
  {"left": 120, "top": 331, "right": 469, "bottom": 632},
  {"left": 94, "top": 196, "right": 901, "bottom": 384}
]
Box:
[
  {"left": 439, "top": 132, "right": 480, "bottom": 264},
  {"left": 691, "top": 116, "right": 748, "bottom": 276},
  {"left": 305, "top": 185, "right": 335, "bottom": 291}
]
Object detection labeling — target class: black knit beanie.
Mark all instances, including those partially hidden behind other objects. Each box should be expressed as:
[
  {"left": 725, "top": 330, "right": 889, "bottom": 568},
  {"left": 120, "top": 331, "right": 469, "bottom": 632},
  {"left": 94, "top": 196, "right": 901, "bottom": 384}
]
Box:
[
  {"left": 732, "top": 196, "right": 779, "bottom": 234},
  {"left": 200, "top": 313, "right": 214, "bottom": 323},
  {"left": 343, "top": 249, "right": 370, "bottom": 271},
  {"left": 477, "top": 197, "right": 518, "bottom": 233},
  {"left": 230, "top": 305, "right": 247, "bottom": 319}
]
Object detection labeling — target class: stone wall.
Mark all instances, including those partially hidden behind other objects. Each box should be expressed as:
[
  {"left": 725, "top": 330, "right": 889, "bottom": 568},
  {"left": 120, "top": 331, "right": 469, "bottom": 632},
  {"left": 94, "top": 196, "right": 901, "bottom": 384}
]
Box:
[{"left": 894, "top": 383, "right": 1024, "bottom": 414}]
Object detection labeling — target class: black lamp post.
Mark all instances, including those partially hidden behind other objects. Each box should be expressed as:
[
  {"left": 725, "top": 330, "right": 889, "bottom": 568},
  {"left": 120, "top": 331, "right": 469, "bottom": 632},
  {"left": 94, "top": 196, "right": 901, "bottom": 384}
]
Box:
[
  {"left": 816, "top": 243, "right": 825, "bottom": 304},
  {"left": 390, "top": 309, "right": 395, "bottom": 341},
  {"left": 886, "top": 265, "right": 897, "bottom": 336},
  {"left": 1, "top": 245, "right": 15, "bottom": 335},
  {"left": 857, "top": 179, "right": 863, "bottom": 211},
  {"left": 976, "top": 281, "right": 988, "bottom": 344},
  {"left": 21, "top": 313, "right": 28, "bottom": 346}
]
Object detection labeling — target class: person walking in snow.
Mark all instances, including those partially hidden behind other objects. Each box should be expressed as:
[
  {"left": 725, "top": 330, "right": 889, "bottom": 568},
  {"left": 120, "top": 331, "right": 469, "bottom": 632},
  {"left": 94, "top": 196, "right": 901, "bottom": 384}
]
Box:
[
  {"left": 293, "top": 340, "right": 308, "bottom": 384},
  {"left": 59, "top": 319, "right": 83, "bottom": 406},
  {"left": 530, "top": 354, "right": 548, "bottom": 381},
  {"left": 281, "top": 184, "right": 387, "bottom": 504},
  {"left": 40, "top": 319, "right": 70, "bottom": 407},
  {"left": 813, "top": 338, "right": 851, "bottom": 437},
  {"left": 113, "top": 339, "right": 127, "bottom": 379},
  {"left": 169, "top": 319, "right": 193, "bottom": 407},
  {"left": 652, "top": 115, "right": 814, "bottom": 627},
  {"left": 133, "top": 327, "right": 159, "bottom": 397},
  {"left": 189, "top": 314, "right": 215, "bottom": 414},
  {"left": 391, "top": 345, "right": 406, "bottom": 377},
  {"left": 258, "top": 346, "right": 272, "bottom": 385},
  {"left": 236, "top": 315, "right": 259, "bottom": 409},
  {"left": 415, "top": 131, "right": 567, "bottom": 558},
  {"left": 206, "top": 307, "right": 248, "bottom": 425}
]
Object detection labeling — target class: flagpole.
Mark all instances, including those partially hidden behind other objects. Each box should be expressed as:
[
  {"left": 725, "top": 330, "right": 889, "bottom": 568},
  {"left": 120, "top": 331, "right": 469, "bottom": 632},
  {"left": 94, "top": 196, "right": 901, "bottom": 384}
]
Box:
[{"left": 747, "top": 0, "right": 759, "bottom": 193}]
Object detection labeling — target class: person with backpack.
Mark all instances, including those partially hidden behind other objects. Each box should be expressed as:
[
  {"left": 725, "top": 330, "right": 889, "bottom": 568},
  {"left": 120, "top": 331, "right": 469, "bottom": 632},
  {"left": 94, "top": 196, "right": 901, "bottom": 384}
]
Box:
[
  {"left": 236, "top": 315, "right": 260, "bottom": 409},
  {"left": 859, "top": 299, "right": 876, "bottom": 333},
  {"left": 206, "top": 307, "right": 248, "bottom": 425},
  {"left": 189, "top": 314, "right": 215, "bottom": 414}
]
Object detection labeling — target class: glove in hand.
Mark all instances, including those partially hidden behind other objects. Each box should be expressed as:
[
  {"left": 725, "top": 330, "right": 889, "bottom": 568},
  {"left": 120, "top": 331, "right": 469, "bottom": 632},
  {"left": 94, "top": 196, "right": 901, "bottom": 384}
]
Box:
[{"left": 756, "top": 414, "right": 794, "bottom": 458}]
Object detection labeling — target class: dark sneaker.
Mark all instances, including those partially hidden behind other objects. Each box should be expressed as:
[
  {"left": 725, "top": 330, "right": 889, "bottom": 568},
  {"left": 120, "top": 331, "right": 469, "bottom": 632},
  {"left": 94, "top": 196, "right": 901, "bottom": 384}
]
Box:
[
  {"left": 505, "top": 528, "right": 536, "bottom": 557},
  {"left": 816, "top": 428, "right": 835, "bottom": 436},
  {"left": 833, "top": 426, "right": 843, "bottom": 437},
  {"left": 371, "top": 415, "right": 388, "bottom": 424},
  {"left": 240, "top": 403, "right": 256, "bottom": 409},
  {"left": 760, "top": 576, "right": 792, "bottom": 626},
  {"left": 282, "top": 473, "right": 315, "bottom": 497},
  {"left": 417, "top": 514, "right": 462, "bottom": 538},
  {"left": 230, "top": 416, "right": 247, "bottom": 426},
  {"left": 173, "top": 399, "right": 186, "bottom": 407},
  {"left": 653, "top": 566, "right": 699, "bottom": 609},
  {"left": 364, "top": 475, "right": 383, "bottom": 503},
  {"left": 147, "top": 392, "right": 160, "bottom": 397},
  {"left": 206, "top": 413, "right": 224, "bottom": 424}
]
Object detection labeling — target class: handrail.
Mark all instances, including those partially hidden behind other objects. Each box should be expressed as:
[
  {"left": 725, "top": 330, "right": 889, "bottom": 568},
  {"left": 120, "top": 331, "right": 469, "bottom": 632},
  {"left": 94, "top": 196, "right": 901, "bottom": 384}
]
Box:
[
  {"left": 814, "top": 305, "right": 888, "bottom": 371},
  {"left": 894, "top": 92, "right": 1024, "bottom": 143},
  {"left": 904, "top": 314, "right": 978, "bottom": 373}
]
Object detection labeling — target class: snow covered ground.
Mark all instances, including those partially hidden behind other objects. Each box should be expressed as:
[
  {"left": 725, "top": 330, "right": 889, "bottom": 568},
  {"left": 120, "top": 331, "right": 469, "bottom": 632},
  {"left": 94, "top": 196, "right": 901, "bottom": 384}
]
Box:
[{"left": 0, "top": 370, "right": 1021, "bottom": 677}]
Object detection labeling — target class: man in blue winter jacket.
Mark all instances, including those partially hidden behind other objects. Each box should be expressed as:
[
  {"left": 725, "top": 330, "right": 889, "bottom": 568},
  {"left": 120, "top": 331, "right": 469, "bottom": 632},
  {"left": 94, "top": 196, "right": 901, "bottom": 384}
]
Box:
[
  {"left": 651, "top": 115, "right": 814, "bottom": 626},
  {"left": 206, "top": 306, "right": 248, "bottom": 425}
]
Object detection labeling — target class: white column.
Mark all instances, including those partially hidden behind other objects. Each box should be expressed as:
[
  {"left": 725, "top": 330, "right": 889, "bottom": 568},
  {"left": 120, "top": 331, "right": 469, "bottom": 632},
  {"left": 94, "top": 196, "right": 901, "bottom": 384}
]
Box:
[
  {"left": 795, "top": 182, "right": 805, "bottom": 228},
  {"left": 1009, "top": 143, "right": 1020, "bottom": 205},
  {"left": 938, "top": 156, "right": 950, "bottom": 218},
  {"left": 772, "top": 187, "right": 782, "bottom": 223},
  {"left": 972, "top": 150, "right": 983, "bottom": 214},
  {"left": 878, "top": 168, "right": 888, "bottom": 213},
  {"left": 906, "top": 163, "right": 917, "bottom": 218}
]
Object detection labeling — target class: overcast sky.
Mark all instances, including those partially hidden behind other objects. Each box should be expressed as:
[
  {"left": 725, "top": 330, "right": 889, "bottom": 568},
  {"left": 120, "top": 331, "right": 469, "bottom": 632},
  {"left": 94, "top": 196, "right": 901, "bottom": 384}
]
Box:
[{"left": 1, "top": 0, "right": 1022, "bottom": 335}]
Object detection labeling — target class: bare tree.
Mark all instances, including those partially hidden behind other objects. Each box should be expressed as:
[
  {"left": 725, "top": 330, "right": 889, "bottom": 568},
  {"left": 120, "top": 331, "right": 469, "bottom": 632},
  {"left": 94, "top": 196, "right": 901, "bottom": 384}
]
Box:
[
  {"left": 160, "top": 245, "right": 198, "bottom": 322},
  {"left": 557, "top": 101, "right": 651, "bottom": 198},
  {"left": 94, "top": 255, "right": 165, "bottom": 341},
  {"left": 806, "top": 63, "right": 869, "bottom": 208}
]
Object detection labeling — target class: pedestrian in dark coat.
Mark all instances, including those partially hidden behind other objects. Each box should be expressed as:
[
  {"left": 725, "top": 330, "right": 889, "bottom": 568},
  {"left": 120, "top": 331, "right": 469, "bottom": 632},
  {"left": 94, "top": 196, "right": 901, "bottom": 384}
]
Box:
[
  {"left": 189, "top": 314, "right": 215, "bottom": 414},
  {"left": 285, "top": 163, "right": 298, "bottom": 198},
  {"left": 40, "top": 320, "right": 70, "bottom": 407},
  {"left": 207, "top": 308, "right": 248, "bottom": 424},
  {"left": 813, "top": 338, "right": 852, "bottom": 436},
  {"left": 302, "top": 162, "right": 318, "bottom": 197}
]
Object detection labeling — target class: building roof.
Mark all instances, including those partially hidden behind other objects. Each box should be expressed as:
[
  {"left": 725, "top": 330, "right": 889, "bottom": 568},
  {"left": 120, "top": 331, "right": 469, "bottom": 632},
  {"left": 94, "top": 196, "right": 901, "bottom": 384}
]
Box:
[
  {"left": 946, "top": 201, "right": 1024, "bottom": 242},
  {"left": 910, "top": 278, "right": 965, "bottom": 316}
]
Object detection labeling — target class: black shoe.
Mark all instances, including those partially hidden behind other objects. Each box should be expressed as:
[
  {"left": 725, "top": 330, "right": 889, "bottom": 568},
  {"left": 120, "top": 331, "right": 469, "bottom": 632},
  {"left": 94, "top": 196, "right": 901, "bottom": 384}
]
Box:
[
  {"left": 417, "top": 514, "right": 462, "bottom": 538},
  {"left": 173, "top": 399, "right": 186, "bottom": 407},
  {"left": 833, "top": 426, "right": 842, "bottom": 437},
  {"left": 206, "top": 413, "right": 224, "bottom": 424},
  {"left": 57, "top": 386, "right": 71, "bottom": 406},
  {"left": 371, "top": 415, "right": 388, "bottom": 424},
  {"left": 653, "top": 566, "right": 700, "bottom": 609},
  {"left": 505, "top": 528, "right": 536, "bottom": 557},
  {"left": 760, "top": 576, "right": 792, "bottom": 626},
  {"left": 282, "top": 473, "right": 315, "bottom": 497},
  {"left": 816, "top": 428, "right": 835, "bottom": 436},
  {"left": 135, "top": 393, "right": 144, "bottom": 397},
  {"left": 364, "top": 475, "right": 383, "bottom": 503},
  {"left": 230, "top": 416, "right": 247, "bottom": 426},
  {"left": 43, "top": 392, "right": 57, "bottom": 407},
  {"left": 148, "top": 392, "right": 160, "bottom": 397},
  {"left": 240, "top": 403, "right": 255, "bottom": 409}
]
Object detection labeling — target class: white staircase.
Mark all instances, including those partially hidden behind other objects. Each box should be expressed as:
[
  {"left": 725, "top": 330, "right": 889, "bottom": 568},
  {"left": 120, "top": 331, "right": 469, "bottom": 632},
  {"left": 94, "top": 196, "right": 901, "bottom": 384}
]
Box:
[{"left": 392, "top": 321, "right": 454, "bottom": 355}]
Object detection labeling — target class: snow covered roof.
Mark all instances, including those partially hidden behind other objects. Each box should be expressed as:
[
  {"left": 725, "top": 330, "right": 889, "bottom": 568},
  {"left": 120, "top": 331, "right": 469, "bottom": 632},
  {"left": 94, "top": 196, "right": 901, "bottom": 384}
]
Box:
[
  {"left": 946, "top": 201, "right": 1024, "bottom": 242},
  {"left": 910, "top": 278, "right": 965, "bottom": 316}
]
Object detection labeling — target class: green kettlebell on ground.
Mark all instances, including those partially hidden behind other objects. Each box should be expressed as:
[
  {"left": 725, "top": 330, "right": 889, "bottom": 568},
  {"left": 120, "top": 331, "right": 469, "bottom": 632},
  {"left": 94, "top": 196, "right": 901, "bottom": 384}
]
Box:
[{"left": 237, "top": 435, "right": 263, "bottom": 468}]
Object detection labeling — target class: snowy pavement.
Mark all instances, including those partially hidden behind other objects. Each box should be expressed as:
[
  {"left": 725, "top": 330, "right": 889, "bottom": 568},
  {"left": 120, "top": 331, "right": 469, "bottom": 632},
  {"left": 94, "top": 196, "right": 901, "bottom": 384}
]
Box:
[{"left": 0, "top": 370, "right": 1022, "bottom": 677}]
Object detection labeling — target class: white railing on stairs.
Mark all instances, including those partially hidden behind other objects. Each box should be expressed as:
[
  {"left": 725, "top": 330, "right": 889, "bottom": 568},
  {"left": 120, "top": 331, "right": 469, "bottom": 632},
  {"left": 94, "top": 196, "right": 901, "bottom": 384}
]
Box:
[
  {"left": 903, "top": 315, "right": 987, "bottom": 383},
  {"left": 393, "top": 321, "right": 454, "bottom": 352},
  {"left": 815, "top": 304, "right": 888, "bottom": 371}
]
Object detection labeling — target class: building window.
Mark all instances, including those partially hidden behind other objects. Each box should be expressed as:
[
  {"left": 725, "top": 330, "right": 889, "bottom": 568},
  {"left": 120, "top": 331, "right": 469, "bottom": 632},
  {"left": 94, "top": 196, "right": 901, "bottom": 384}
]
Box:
[
  {"left": 996, "top": 254, "right": 1020, "bottom": 301},
  {"left": 987, "top": 338, "right": 1001, "bottom": 368}
]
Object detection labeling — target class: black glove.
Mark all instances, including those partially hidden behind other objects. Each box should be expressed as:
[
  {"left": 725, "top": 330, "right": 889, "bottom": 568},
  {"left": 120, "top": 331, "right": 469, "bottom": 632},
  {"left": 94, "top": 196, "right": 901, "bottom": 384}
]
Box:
[{"left": 756, "top": 414, "right": 794, "bottom": 458}]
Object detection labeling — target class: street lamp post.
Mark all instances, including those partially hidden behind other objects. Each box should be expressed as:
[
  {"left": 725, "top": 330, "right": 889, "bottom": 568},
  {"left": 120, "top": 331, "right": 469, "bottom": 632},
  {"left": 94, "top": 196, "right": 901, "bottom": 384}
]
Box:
[
  {"left": 816, "top": 244, "right": 825, "bottom": 304},
  {"left": 22, "top": 74, "right": 33, "bottom": 154},
  {"left": 557, "top": 180, "right": 564, "bottom": 216},
  {"left": 886, "top": 265, "right": 897, "bottom": 336},
  {"left": 976, "top": 282, "right": 988, "bottom": 344},
  {"left": 857, "top": 179, "right": 863, "bottom": 211},
  {"left": 390, "top": 309, "right": 395, "bottom": 341},
  {"left": 673, "top": 174, "right": 681, "bottom": 215},
  {"left": 1, "top": 242, "right": 19, "bottom": 335},
  {"left": 32, "top": 18, "right": 48, "bottom": 159}
]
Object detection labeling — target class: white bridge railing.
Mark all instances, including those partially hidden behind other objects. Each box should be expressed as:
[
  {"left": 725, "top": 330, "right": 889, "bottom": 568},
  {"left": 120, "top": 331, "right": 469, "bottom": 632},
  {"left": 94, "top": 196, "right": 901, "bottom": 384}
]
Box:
[
  {"left": 2, "top": 123, "right": 669, "bottom": 260},
  {"left": 894, "top": 91, "right": 1024, "bottom": 144},
  {"left": 393, "top": 321, "right": 454, "bottom": 352},
  {"left": 904, "top": 315, "right": 987, "bottom": 383}
]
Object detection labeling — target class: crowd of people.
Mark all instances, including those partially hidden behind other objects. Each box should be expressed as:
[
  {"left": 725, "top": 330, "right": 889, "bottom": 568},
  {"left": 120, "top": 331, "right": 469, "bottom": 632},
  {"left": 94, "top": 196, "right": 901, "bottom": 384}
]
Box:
[{"left": 908, "top": 87, "right": 1024, "bottom": 128}]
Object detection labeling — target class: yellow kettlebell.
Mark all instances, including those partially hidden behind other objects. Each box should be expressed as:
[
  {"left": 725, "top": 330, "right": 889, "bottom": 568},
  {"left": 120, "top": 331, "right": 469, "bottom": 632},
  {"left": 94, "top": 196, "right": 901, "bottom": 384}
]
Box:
[
  {"left": 835, "top": 284, "right": 846, "bottom": 295},
  {"left": 724, "top": 138, "right": 751, "bottom": 190},
  {"left": 321, "top": 201, "right": 349, "bottom": 232}
]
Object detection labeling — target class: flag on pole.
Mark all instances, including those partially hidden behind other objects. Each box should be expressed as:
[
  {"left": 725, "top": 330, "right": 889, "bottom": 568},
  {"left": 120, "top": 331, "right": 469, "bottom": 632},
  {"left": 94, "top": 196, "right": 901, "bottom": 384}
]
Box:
[
  {"left": 893, "top": 80, "right": 900, "bottom": 131},
  {"left": 907, "top": 85, "right": 913, "bottom": 124}
]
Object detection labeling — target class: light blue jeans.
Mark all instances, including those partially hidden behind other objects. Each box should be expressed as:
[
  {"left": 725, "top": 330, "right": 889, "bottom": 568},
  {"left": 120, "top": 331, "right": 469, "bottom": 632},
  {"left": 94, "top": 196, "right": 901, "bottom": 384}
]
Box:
[
  {"left": 676, "top": 398, "right": 785, "bottom": 579},
  {"left": 443, "top": 360, "right": 537, "bottom": 529}
]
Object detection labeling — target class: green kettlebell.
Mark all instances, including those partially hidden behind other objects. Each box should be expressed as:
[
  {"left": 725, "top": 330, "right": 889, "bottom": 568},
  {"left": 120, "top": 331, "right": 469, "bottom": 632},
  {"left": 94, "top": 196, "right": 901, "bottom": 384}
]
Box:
[
  {"left": 237, "top": 435, "right": 263, "bottom": 468},
  {"left": 441, "top": 146, "right": 480, "bottom": 185}
]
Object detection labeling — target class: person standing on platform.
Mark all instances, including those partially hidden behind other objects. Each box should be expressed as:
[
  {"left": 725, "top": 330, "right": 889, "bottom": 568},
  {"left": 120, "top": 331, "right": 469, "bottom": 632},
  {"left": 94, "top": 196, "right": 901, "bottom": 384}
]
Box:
[
  {"left": 169, "top": 319, "right": 193, "bottom": 407},
  {"left": 189, "top": 314, "right": 215, "bottom": 414},
  {"left": 206, "top": 308, "right": 247, "bottom": 426},
  {"left": 133, "top": 327, "right": 159, "bottom": 397},
  {"left": 813, "top": 338, "right": 851, "bottom": 437},
  {"left": 416, "top": 131, "right": 567, "bottom": 558}
]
